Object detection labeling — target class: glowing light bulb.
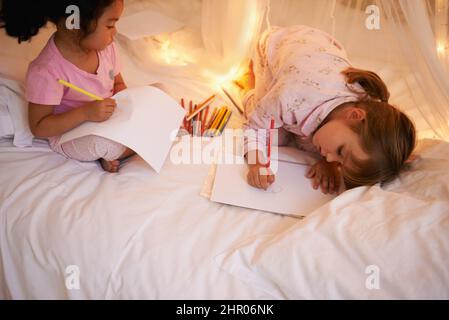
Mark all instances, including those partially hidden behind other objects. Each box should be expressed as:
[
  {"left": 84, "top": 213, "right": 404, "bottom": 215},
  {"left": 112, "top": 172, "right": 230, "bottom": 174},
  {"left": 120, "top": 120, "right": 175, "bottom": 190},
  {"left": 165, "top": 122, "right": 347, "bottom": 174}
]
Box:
[
  {"left": 161, "top": 40, "right": 172, "bottom": 64},
  {"left": 215, "top": 66, "right": 239, "bottom": 88},
  {"left": 158, "top": 39, "right": 190, "bottom": 66},
  {"left": 437, "top": 43, "right": 445, "bottom": 55}
]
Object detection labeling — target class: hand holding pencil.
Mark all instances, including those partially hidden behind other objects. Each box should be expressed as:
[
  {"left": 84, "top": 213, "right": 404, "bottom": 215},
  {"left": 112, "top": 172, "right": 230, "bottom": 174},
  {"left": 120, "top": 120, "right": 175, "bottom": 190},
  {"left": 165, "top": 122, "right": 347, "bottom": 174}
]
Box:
[
  {"left": 57, "top": 79, "right": 117, "bottom": 122},
  {"left": 83, "top": 98, "right": 117, "bottom": 122},
  {"left": 246, "top": 151, "right": 276, "bottom": 190},
  {"left": 246, "top": 117, "right": 276, "bottom": 190}
]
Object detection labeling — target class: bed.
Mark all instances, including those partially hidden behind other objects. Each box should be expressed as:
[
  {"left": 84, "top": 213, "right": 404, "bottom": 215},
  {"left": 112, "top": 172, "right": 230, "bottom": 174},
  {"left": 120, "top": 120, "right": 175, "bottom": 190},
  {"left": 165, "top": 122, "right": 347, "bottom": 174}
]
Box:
[
  {"left": 1, "top": 130, "right": 449, "bottom": 299},
  {"left": 0, "top": 135, "right": 295, "bottom": 299},
  {"left": 1, "top": 22, "right": 448, "bottom": 299}
]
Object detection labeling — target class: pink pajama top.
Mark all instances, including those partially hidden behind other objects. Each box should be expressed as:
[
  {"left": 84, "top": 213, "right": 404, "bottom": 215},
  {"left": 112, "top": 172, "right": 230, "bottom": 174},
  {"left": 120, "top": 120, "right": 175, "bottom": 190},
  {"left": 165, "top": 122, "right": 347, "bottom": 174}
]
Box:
[
  {"left": 25, "top": 34, "right": 121, "bottom": 149},
  {"left": 243, "top": 25, "right": 365, "bottom": 155}
]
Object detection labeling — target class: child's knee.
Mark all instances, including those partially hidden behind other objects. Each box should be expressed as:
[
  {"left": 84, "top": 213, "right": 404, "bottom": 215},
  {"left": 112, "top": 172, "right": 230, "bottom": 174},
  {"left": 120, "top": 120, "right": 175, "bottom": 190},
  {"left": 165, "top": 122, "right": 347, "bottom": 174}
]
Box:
[
  {"left": 90, "top": 136, "right": 126, "bottom": 161},
  {"left": 61, "top": 135, "right": 127, "bottom": 162}
]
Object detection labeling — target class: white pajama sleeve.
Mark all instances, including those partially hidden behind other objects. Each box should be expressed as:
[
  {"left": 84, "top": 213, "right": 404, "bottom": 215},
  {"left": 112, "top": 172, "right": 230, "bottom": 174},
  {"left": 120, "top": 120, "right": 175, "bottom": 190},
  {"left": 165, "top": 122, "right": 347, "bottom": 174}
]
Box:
[{"left": 243, "top": 87, "right": 284, "bottom": 158}]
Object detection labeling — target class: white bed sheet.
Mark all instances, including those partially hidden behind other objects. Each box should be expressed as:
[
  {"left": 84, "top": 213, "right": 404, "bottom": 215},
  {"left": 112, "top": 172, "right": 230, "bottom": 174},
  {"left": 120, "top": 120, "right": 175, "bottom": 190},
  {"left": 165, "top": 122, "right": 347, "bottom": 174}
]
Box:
[
  {"left": 1, "top": 139, "right": 449, "bottom": 300},
  {"left": 1, "top": 29, "right": 448, "bottom": 299},
  {"left": 0, "top": 137, "right": 297, "bottom": 299}
]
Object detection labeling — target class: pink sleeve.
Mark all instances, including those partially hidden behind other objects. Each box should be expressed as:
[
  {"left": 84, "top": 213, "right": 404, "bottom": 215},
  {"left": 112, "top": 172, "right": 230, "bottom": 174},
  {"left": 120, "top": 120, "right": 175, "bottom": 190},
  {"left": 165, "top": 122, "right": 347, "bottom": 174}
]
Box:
[{"left": 25, "top": 64, "right": 63, "bottom": 106}]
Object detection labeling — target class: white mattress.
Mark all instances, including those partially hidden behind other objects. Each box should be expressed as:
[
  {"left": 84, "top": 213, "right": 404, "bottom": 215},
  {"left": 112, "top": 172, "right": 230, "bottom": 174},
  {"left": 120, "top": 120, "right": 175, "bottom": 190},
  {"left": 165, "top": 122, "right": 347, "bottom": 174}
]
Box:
[{"left": 0, "top": 137, "right": 297, "bottom": 299}]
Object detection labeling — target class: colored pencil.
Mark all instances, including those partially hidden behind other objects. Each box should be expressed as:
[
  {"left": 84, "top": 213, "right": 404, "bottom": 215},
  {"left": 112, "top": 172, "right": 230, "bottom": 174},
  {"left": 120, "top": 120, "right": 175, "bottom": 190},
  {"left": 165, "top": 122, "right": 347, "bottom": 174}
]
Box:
[
  {"left": 221, "top": 87, "right": 243, "bottom": 115},
  {"left": 209, "top": 107, "right": 227, "bottom": 131},
  {"left": 216, "top": 110, "right": 232, "bottom": 136},
  {"left": 194, "top": 105, "right": 200, "bottom": 136},
  {"left": 213, "top": 109, "right": 229, "bottom": 136},
  {"left": 205, "top": 108, "right": 218, "bottom": 131},
  {"left": 188, "top": 101, "right": 193, "bottom": 134},
  {"left": 186, "top": 94, "right": 216, "bottom": 121},
  {"left": 204, "top": 107, "right": 225, "bottom": 137},
  {"left": 198, "top": 110, "right": 205, "bottom": 136},
  {"left": 233, "top": 80, "right": 244, "bottom": 90},
  {"left": 58, "top": 79, "right": 103, "bottom": 101},
  {"left": 219, "top": 110, "right": 232, "bottom": 135},
  {"left": 202, "top": 106, "right": 209, "bottom": 124},
  {"left": 181, "top": 99, "right": 187, "bottom": 129},
  {"left": 266, "top": 116, "right": 275, "bottom": 167},
  {"left": 201, "top": 106, "right": 209, "bottom": 135}
]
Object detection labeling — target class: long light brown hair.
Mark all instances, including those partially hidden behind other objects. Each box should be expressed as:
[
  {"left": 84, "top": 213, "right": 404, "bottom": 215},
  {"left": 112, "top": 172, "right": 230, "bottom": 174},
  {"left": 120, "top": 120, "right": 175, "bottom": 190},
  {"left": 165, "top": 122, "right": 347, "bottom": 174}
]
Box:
[{"left": 340, "top": 67, "right": 416, "bottom": 188}]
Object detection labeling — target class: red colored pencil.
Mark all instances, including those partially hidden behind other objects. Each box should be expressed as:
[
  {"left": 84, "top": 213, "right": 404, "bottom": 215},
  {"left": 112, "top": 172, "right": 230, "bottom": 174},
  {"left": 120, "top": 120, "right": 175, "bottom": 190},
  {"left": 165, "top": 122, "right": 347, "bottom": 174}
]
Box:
[
  {"left": 181, "top": 98, "right": 187, "bottom": 129},
  {"left": 198, "top": 109, "right": 202, "bottom": 136},
  {"left": 205, "top": 108, "right": 218, "bottom": 131},
  {"left": 188, "top": 101, "right": 193, "bottom": 134},
  {"left": 202, "top": 106, "right": 209, "bottom": 124},
  {"left": 266, "top": 117, "right": 275, "bottom": 168}
]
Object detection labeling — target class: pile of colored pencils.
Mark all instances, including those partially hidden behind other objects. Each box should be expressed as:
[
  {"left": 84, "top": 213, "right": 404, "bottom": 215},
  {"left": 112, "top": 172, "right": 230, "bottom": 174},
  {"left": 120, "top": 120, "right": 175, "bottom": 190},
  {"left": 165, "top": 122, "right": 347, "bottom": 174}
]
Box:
[
  {"left": 180, "top": 95, "right": 232, "bottom": 137},
  {"left": 203, "top": 106, "right": 232, "bottom": 137}
]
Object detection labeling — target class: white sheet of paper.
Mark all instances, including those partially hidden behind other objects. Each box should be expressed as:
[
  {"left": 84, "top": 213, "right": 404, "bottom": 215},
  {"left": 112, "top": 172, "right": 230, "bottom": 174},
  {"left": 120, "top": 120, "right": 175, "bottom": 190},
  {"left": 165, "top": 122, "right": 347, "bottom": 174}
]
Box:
[
  {"left": 117, "top": 10, "right": 184, "bottom": 40},
  {"left": 210, "top": 154, "right": 335, "bottom": 217},
  {"left": 59, "top": 86, "right": 185, "bottom": 173}
]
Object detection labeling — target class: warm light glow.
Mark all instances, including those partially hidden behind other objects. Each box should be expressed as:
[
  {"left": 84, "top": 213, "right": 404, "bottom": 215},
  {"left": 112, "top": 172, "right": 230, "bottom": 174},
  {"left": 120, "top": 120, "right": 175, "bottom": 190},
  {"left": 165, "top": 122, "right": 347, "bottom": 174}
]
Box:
[
  {"left": 241, "top": 9, "right": 259, "bottom": 50},
  {"left": 161, "top": 40, "right": 172, "bottom": 64},
  {"left": 214, "top": 66, "right": 240, "bottom": 89},
  {"left": 158, "top": 39, "right": 191, "bottom": 66},
  {"left": 418, "top": 129, "right": 439, "bottom": 140},
  {"left": 437, "top": 43, "right": 445, "bottom": 55},
  {"left": 199, "top": 2, "right": 261, "bottom": 92},
  {"left": 202, "top": 66, "right": 245, "bottom": 91}
]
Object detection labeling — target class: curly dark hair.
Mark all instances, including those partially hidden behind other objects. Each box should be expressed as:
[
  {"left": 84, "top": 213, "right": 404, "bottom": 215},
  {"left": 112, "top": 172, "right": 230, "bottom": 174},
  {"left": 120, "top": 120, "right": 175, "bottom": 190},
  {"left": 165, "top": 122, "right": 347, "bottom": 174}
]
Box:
[{"left": 0, "top": 0, "right": 116, "bottom": 43}]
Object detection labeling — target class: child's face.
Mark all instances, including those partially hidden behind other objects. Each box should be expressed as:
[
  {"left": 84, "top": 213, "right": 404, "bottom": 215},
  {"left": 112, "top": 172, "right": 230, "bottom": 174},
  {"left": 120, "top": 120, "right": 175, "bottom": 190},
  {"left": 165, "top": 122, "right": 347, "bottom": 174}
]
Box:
[
  {"left": 81, "top": 0, "right": 124, "bottom": 51},
  {"left": 312, "top": 107, "right": 369, "bottom": 167}
]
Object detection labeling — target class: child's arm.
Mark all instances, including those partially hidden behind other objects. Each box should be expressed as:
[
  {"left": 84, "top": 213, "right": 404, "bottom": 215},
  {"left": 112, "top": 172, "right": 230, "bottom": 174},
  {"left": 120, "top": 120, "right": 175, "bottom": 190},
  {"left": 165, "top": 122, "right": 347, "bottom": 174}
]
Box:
[
  {"left": 29, "top": 99, "right": 117, "bottom": 138},
  {"left": 113, "top": 73, "right": 127, "bottom": 94},
  {"left": 243, "top": 86, "right": 283, "bottom": 190}
]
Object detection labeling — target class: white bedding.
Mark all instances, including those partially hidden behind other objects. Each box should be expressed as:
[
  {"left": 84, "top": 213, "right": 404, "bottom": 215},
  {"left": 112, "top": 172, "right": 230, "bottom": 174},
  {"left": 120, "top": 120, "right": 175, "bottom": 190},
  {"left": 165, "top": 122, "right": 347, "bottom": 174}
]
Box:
[
  {"left": 0, "top": 137, "right": 296, "bottom": 299},
  {"left": 1, "top": 25, "right": 448, "bottom": 299},
  {"left": 1, "top": 136, "right": 448, "bottom": 299}
]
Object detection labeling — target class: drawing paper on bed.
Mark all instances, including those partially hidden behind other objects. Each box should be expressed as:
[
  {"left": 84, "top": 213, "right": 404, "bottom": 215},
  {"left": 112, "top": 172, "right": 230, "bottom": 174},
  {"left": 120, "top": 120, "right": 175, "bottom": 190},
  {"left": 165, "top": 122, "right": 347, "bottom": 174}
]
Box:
[
  {"left": 210, "top": 153, "right": 335, "bottom": 217},
  {"left": 59, "top": 86, "right": 185, "bottom": 173}
]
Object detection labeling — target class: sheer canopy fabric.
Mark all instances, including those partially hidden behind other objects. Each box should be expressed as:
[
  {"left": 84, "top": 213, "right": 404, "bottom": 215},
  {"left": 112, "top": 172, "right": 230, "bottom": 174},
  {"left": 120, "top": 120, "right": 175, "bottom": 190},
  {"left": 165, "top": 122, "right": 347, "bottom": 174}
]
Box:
[{"left": 117, "top": 0, "right": 449, "bottom": 140}]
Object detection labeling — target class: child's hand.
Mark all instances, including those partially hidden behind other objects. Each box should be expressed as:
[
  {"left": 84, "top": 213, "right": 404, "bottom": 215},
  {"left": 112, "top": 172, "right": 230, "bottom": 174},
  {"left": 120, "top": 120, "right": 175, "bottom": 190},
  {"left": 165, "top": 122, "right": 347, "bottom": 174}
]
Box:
[
  {"left": 83, "top": 98, "right": 117, "bottom": 122},
  {"left": 247, "top": 163, "right": 275, "bottom": 190},
  {"left": 306, "top": 159, "right": 342, "bottom": 195}
]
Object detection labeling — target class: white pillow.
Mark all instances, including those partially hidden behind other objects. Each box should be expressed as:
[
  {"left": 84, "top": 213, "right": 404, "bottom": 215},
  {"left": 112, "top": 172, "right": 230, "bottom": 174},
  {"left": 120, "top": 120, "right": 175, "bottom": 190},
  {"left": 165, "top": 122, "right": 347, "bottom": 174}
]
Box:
[
  {"left": 0, "top": 76, "right": 34, "bottom": 147},
  {"left": 0, "top": 97, "right": 14, "bottom": 138},
  {"left": 215, "top": 140, "right": 449, "bottom": 299}
]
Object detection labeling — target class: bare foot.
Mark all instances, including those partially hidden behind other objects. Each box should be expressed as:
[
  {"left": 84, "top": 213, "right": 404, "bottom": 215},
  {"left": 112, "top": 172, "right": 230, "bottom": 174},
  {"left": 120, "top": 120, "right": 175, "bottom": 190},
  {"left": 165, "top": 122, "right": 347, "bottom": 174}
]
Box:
[
  {"left": 119, "top": 147, "right": 136, "bottom": 161},
  {"left": 234, "top": 60, "right": 255, "bottom": 96},
  {"left": 99, "top": 158, "right": 120, "bottom": 173}
]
